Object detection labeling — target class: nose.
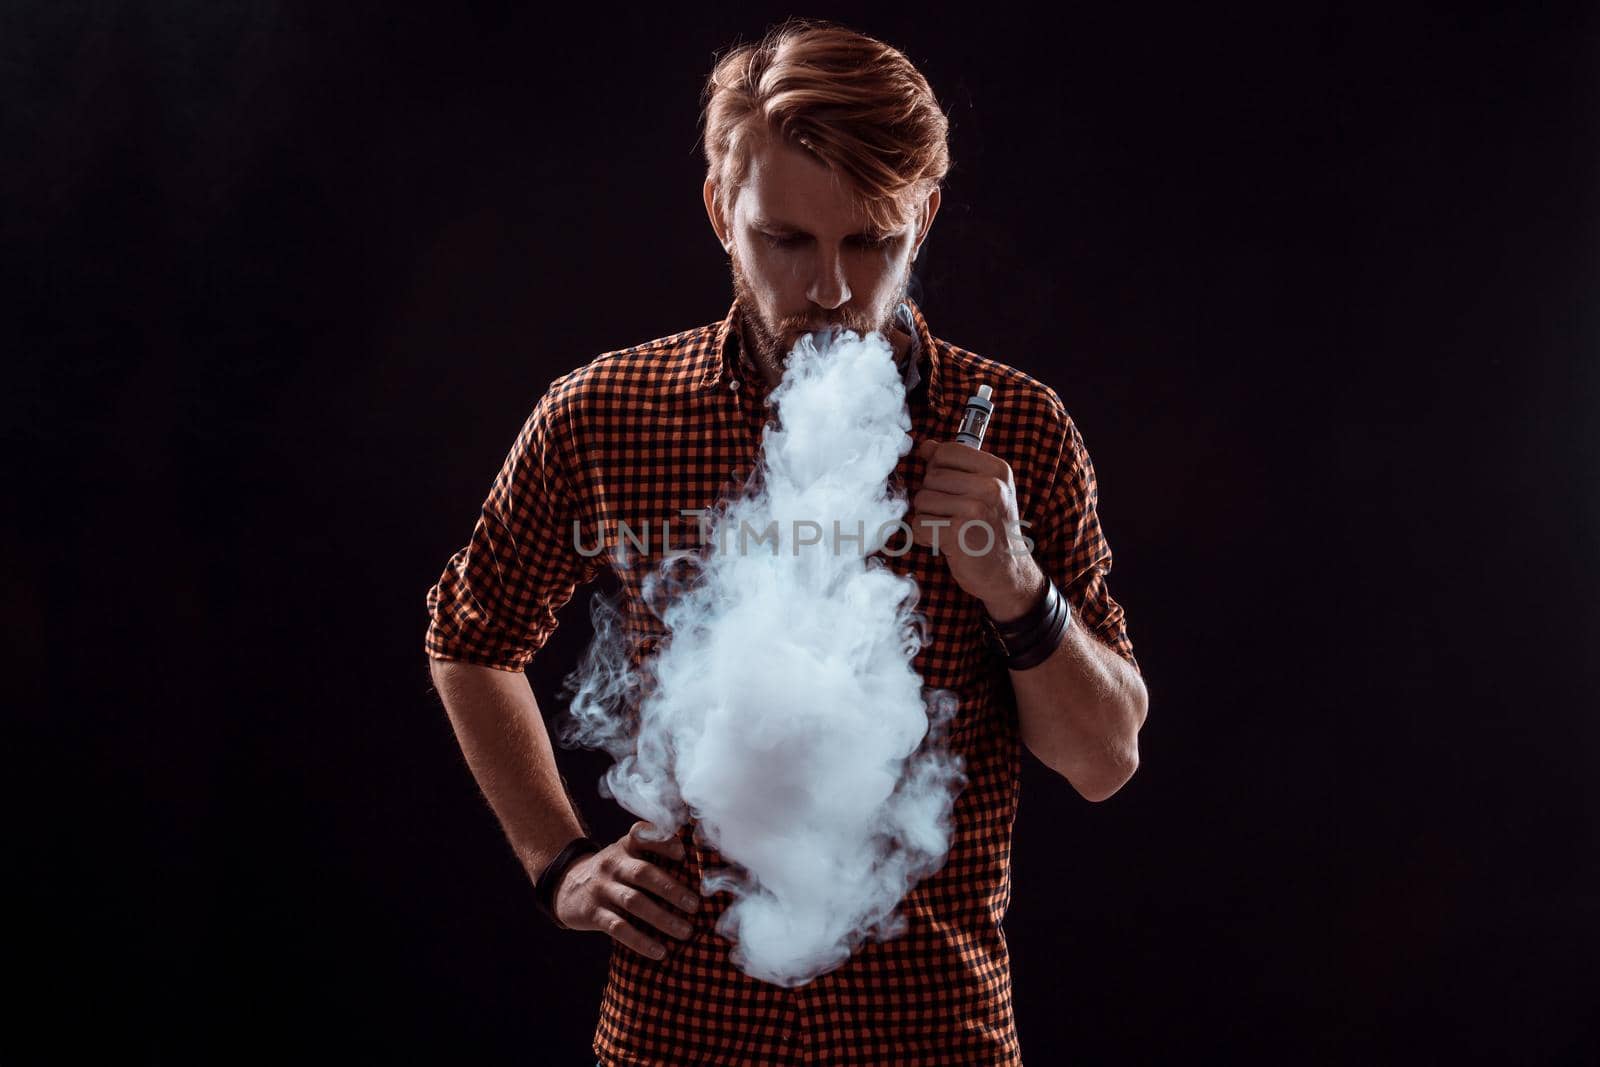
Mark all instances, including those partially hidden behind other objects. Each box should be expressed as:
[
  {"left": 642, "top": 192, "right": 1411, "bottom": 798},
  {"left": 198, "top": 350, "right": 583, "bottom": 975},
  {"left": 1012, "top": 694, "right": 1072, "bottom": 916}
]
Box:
[{"left": 806, "top": 247, "right": 851, "bottom": 311}]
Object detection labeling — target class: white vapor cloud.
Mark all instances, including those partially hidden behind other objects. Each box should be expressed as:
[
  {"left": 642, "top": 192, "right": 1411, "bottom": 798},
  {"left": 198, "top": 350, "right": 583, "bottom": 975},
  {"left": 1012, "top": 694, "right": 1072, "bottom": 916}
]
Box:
[{"left": 557, "top": 326, "right": 968, "bottom": 988}]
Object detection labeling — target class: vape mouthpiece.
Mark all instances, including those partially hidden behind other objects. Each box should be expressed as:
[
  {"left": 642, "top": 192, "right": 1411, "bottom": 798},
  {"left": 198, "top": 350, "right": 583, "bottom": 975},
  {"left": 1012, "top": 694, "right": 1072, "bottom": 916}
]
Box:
[{"left": 955, "top": 384, "right": 995, "bottom": 449}]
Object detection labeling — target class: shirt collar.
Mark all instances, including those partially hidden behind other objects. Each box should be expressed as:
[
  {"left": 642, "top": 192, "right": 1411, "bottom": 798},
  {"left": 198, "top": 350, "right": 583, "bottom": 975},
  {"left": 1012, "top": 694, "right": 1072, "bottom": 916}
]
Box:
[{"left": 701, "top": 297, "right": 948, "bottom": 418}]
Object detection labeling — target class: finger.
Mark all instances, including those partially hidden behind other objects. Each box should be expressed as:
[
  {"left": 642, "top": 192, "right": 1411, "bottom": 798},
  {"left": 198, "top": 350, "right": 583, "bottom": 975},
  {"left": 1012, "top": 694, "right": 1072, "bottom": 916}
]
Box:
[
  {"left": 611, "top": 880, "right": 695, "bottom": 941},
  {"left": 654, "top": 830, "right": 687, "bottom": 860},
  {"left": 911, "top": 489, "right": 984, "bottom": 519},
  {"left": 920, "top": 467, "right": 1004, "bottom": 498},
  {"left": 919, "top": 439, "right": 989, "bottom": 473},
  {"left": 628, "top": 823, "right": 685, "bottom": 861},
  {"left": 593, "top": 906, "right": 668, "bottom": 960},
  {"left": 628, "top": 859, "right": 701, "bottom": 915}
]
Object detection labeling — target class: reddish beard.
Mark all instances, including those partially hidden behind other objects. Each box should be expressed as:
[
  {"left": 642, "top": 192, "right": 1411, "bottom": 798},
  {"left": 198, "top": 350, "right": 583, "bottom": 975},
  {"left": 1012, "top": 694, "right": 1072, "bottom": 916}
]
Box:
[{"left": 728, "top": 249, "right": 906, "bottom": 373}]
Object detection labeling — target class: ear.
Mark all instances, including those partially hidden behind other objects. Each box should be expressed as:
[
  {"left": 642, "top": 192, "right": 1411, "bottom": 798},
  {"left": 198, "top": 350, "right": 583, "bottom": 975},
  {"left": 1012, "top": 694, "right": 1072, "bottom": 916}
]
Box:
[{"left": 703, "top": 178, "right": 732, "bottom": 252}]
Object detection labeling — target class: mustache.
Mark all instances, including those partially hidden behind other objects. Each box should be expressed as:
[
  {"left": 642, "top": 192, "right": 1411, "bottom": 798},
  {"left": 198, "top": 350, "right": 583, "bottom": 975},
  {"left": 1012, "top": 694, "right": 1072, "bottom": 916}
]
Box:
[{"left": 778, "top": 316, "right": 871, "bottom": 337}]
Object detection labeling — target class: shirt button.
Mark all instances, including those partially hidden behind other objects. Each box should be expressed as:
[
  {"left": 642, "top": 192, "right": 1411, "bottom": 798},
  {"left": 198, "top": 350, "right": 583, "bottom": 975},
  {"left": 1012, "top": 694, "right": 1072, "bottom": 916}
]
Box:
[{"left": 729, "top": 378, "right": 740, "bottom": 391}]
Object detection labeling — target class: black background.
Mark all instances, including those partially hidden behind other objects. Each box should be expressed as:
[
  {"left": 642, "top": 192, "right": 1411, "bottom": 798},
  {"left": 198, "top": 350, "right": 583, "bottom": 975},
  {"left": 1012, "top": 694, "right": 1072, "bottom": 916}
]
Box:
[{"left": 10, "top": 3, "right": 1598, "bottom": 1063}]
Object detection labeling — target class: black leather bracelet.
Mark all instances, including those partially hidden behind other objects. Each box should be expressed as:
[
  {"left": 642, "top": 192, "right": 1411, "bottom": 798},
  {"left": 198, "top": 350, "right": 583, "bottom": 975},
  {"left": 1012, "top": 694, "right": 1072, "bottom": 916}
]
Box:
[
  {"left": 982, "top": 576, "right": 1073, "bottom": 670},
  {"left": 985, "top": 574, "right": 1054, "bottom": 638},
  {"left": 1005, "top": 585, "right": 1071, "bottom": 669},
  {"left": 533, "top": 836, "right": 600, "bottom": 930}
]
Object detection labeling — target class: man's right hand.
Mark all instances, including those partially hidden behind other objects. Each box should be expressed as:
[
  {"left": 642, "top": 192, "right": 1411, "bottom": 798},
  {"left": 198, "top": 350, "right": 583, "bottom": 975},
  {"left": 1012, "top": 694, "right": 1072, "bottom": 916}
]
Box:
[{"left": 552, "top": 820, "right": 701, "bottom": 959}]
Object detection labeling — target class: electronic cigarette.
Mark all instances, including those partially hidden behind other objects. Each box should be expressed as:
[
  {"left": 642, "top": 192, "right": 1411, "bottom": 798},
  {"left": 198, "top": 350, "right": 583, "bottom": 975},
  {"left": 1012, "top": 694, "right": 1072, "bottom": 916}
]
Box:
[{"left": 954, "top": 384, "right": 994, "bottom": 448}]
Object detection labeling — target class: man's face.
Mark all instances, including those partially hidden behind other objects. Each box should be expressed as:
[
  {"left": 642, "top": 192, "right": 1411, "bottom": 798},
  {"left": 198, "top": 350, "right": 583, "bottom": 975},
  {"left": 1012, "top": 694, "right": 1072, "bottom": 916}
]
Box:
[{"left": 705, "top": 136, "right": 939, "bottom": 377}]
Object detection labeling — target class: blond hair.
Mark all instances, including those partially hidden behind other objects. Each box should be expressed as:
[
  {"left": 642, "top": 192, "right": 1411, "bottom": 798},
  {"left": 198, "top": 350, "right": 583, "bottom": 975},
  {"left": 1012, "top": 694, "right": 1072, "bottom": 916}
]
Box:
[{"left": 699, "top": 19, "right": 952, "bottom": 236}]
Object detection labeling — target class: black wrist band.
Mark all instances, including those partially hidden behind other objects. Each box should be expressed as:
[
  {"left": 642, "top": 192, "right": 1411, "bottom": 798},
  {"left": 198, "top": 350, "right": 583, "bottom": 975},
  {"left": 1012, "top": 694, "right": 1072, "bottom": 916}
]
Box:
[
  {"left": 1005, "top": 585, "right": 1071, "bottom": 669},
  {"left": 985, "top": 575, "right": 1054, "bottom": 637},
  {"left": 533, "top": 836, "right": 600, "bottom": 930},
  {"left": 982, "top": 576, "right": 1073, "bottom": 670}
]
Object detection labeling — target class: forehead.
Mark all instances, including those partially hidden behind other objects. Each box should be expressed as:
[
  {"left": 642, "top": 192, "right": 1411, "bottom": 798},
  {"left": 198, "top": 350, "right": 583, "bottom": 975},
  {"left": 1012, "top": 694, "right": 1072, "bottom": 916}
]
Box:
[{"left": 735, "top": 137, "right": 876, "bottom": 232}]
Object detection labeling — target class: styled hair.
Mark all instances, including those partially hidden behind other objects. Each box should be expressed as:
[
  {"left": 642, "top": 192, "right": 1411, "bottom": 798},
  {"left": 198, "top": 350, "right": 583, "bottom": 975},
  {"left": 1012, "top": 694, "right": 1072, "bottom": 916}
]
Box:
[{"left": 698, "top": 19, "right": 952, "bottom": 236}]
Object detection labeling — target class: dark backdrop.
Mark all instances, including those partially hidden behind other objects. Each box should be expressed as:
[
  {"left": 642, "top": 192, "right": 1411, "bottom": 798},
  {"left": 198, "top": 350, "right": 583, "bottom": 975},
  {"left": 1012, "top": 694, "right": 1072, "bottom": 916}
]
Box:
[{"left": 10, "top": 3, "right": 1597, "bottom": 1063}]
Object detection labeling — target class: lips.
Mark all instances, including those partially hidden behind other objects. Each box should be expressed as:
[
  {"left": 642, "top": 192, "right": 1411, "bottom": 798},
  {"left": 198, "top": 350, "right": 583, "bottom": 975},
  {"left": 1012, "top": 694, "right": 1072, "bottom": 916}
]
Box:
[{"left": 792, "top": 323, "right": 853, "bottom": 338}]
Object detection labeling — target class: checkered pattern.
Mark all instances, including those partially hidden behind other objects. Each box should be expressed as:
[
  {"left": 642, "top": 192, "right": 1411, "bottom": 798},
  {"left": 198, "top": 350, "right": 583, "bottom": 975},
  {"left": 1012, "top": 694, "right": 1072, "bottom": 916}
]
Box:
[{"left": 425, "top": 297, "right": 1138, "bottom": 1065}]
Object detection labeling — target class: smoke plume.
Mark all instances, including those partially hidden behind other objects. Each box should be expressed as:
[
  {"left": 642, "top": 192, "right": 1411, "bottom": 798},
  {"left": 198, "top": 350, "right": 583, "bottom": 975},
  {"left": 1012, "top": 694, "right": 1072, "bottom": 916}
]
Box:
[{"left": 557, "top": 326, "right": 968, "bottom": 988}]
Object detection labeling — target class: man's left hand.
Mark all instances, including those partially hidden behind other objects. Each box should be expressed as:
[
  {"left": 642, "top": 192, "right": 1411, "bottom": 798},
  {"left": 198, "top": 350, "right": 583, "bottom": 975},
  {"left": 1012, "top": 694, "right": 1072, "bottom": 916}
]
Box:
[{"left": 909, "top": 437, "right": 1047, "bottom": 623}]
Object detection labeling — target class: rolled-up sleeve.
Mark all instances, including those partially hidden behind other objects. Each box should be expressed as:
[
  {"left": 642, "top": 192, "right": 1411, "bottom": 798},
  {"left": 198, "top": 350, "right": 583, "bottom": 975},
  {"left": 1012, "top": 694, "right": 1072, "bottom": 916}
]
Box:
[
  {"left": 1026, "top": 396, "right": 1140, "bottom": 677},
  {"left": 425, "top": 379, "right": 600, "bottom": 672}
]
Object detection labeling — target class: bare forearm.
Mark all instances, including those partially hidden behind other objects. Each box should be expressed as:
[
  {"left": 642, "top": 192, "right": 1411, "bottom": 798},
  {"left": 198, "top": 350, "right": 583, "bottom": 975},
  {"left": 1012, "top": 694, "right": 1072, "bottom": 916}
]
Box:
[
  {"left": 1007, "top": 618, "right": 1147, "bottom": 801},
  {"left": 428, "top": 657, "right": 589, "bottom": 878}
]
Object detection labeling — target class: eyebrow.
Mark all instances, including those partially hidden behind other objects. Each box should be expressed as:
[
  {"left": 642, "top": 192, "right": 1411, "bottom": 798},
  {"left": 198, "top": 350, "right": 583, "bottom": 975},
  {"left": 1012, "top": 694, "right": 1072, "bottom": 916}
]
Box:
[{"left": 751, "top": 216, "right": 892, "bottom": 239}]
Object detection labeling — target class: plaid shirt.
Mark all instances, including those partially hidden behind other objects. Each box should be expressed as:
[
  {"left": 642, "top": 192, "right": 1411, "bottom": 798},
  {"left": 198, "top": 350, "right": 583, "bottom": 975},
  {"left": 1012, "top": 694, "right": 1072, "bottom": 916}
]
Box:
[{"left": 425, "top": 297, "right": 1139, "bottom": 1065}]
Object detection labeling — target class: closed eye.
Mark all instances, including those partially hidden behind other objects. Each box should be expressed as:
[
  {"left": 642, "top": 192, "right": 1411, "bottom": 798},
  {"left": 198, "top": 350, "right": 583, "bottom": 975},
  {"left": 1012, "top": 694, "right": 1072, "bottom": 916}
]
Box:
[{"left": 762, "top": 232, "right": 893, "bottom": 250}]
